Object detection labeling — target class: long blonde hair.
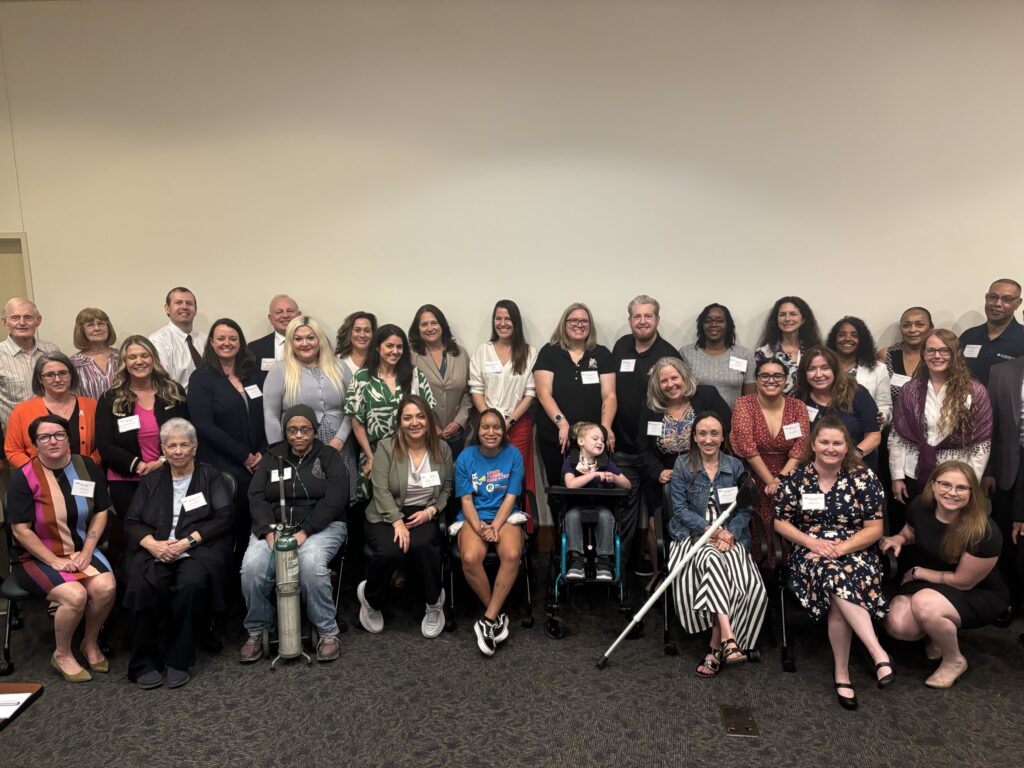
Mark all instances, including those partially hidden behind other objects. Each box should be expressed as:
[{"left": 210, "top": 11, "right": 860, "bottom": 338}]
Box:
[
  {"left": 282, "top": 316, "right": 346, "bottom": 406},
  {"left": 922, "top": 461, "right": 990, "bottom": 563},
  {"left": 915, "top": 329, "right": 975, "bottom": 435},
  {"left": 109, "top": 335, "right": 185, "bottom": 416}
]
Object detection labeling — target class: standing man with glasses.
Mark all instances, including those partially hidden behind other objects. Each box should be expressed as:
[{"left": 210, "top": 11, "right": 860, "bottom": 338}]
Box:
[
  {"left": 0, "top": 297, "right": 60, "bottom": 430},
  {"left": 149, "top": 287, "right": 206, "bottom": 390},
  {"left": 959, "top": 279, "right": 1024, "bottom": 385}
]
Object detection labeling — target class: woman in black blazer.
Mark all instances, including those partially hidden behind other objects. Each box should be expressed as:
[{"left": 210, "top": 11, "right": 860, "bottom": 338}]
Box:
[
  {"left": 187, "top": 318, "right": 267, "bottom": 559},
  {"left": 95, "top": 335, "right": 188, "bottom": 565},
  {"left": 122, "top": 418, "right": 234, "bottom": 689}
]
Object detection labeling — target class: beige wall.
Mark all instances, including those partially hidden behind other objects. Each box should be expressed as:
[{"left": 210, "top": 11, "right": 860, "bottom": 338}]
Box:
[{"left": 1, "top": 0, "right": 1022, "bottom": 354}]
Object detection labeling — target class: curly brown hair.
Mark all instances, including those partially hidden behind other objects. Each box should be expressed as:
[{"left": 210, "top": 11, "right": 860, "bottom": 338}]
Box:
[{"left": 915, "top": 329, "right": 975, "bottom": 437}]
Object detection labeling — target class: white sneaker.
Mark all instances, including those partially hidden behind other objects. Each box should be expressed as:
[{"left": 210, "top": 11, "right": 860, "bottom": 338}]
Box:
[
  {"left": 493, "top": 612, "right": 510, "bottom": 644},
  {"left": 421, "top": 588, "right": 446, "bottom": 639},
  {"left": 357, "top": 580, "right": 384, "bottom": 634}
]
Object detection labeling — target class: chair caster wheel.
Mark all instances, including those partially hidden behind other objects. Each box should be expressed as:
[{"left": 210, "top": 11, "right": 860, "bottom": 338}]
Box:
[
  {"left": 664, "top": 643, "right": 679, "bottom": 656},
  {"left": 746, "top": 649, "right": 761, "bottom": 663},
  {"left": 0, "top": 660, "right": 13, "bottom": 676},
  {"left": 444, "top": 617, "right": 458, "bottom": 633},
  {"left": 521, "top": 616, "right": 535, "bottom": 629},
  {"left": 595, "top": 656, "right": 609, "bottom": 669},
  {"left": 782, "top": 657, "right": 796, "bottom": 673},
  {"left": 544, "top": 616, "right": 565, "bottom": 639},
  {"left": 11, "top": 616, "right": 24, "bottom": 631}
]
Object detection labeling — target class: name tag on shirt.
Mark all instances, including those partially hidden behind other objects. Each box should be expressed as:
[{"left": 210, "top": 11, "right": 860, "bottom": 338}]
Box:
[
  {"left": 118, "top": 415, "right": 141, "bottom": 433},
  {"left": 801, "top": 493, "right": 826, "bottom": 510},
  {"left": 806, "top": 405, "right": 819, "bottom": 421},
  {"left": 890, "top": 373, "right": 911, "bottom": 388},
  {"left": 261, "top": 358, "right": 275, "bottom": 371},
  {"left": 717, "top": 486, "right": 738, "bottom": 505},
  {"left": 270, "top": 468, "right": 293, "bottom": 482},
  {"left": 783, "top": 422, "right": 802, "bottom": 440},
  {"left": 619, "top": 359, "right": 636, "bottom": 373},
  {"left": 581, "top": 370, "right": 600, "bottom": 385},
  {"left": 646, "top": 421, "right": 664, "bottom": 436},
  {"left": 728, "top": 356, "right": 748, "bottom": 373},
  {"left": 484, "top": 360, "right": 503, "bottom": 374},
  {"left": 244, "top": 384, "right": 262, "bottom": 399},
  {"left": 420, "top": 471, "right": 441, "bottom": 487},
  {"left": 181, "top": 493, "right": 207, "bottom": 511},
  {"left": 963, "top": 344, "right": 981, "bottom": 359},
  {"left": 71, "top": 479, "right": 96, "bottom": 498}
]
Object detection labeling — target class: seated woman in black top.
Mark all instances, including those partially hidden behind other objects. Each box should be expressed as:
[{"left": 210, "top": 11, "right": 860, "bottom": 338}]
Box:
[
  {"left": 881, "top": 461, "right": 1009, "bottom": 688},
  {"left": 122, "top": 417, "right": 234, "bottom": 689}
]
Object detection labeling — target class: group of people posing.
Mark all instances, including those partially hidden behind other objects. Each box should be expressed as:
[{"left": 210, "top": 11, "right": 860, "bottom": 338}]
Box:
[{"left": 0, "top": 280, "right": 1020, "bottom": 706}]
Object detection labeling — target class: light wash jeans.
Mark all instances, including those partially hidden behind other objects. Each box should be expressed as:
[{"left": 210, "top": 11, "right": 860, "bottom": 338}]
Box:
[
  {"left": 240, "top": 521, "right": 347, "bottom": 636},
  {"left": 564, "top": 507, "right": 614, "bottom": 557}
]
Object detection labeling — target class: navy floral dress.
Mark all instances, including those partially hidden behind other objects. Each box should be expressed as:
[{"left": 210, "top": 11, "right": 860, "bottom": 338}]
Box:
[{"left": 774, "top": 463, "right": 887, "bottom": 622}]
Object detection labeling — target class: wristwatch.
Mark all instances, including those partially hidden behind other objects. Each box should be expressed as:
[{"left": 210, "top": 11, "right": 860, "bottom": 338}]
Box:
[
  {"left": 554, "top": 414, "right": 564, "bottom": 424},
  {"left": 910, "top": 566, "right": 918, "bottom": 580},
  {"left": 187, "top": 536, "right": 200, "bottom": 550}
]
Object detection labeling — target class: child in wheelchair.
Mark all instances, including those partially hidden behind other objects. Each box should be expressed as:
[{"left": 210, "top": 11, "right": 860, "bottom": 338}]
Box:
[{"left": 561, "top": 422, "right": 631, "bottom": 581}]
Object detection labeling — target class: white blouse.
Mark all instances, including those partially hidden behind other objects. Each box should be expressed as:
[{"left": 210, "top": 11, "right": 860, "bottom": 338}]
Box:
[{"left": 468, "top": 342, "right": 538, "bottom": 417}]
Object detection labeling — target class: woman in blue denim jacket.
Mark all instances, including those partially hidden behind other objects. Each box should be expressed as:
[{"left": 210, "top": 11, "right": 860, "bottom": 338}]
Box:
[{"left": 668, "top": 411, "right": 767, "bottom": 677}]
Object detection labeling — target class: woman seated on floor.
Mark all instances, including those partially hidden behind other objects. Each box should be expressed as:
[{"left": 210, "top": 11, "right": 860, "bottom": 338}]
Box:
[
  {"left": 122, "top": 417, "right": 234, "bottom": 690},
  {"left": 668, "top": 411, "right": 765, "bottom": 677},
  {"left": 453, "top": 407, "right": 526, "bottom": 656},
  {"left": 881, "top": 461, "right": 1009, "bottom": 688}
]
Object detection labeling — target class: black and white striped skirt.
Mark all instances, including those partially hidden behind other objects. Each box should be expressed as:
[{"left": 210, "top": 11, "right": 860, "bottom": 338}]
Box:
[{"left": 668, "top": 539, "right": 767, "bottom": 649}]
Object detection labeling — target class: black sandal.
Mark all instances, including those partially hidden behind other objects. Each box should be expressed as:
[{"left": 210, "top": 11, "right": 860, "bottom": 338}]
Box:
[
  {"left": 875, "top": 659, "right": 896, "bottom": 689},
  {"left": 834, "top": 680, "right": 857, "bottom": 710},
  {"left": 695, "top": 647, "right": 722, "bottom": 678},
  {"left": 720, "top": 638, "right": 748, "bottom": 665}
]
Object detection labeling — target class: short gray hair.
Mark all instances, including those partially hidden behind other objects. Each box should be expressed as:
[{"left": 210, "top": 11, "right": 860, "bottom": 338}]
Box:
[
  {"left": 627, "top": 295, "right": 660, "bottom": 318},
  {"left": 160, "top": 417, "right": 197, "bottom": 446}
]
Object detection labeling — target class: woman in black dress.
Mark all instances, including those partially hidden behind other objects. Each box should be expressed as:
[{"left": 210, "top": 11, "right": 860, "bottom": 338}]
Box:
[{"left": 881, "top": 460, "right": 1008, "bottom": 688}]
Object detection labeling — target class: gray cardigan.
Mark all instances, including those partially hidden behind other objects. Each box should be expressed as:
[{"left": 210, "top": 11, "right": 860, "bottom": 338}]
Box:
[
  {"left": 364, "top": 437, "right": 453, "bottom": 524},
  {"left": 263, "top": 358, "right": 353, "bottom": 444}
]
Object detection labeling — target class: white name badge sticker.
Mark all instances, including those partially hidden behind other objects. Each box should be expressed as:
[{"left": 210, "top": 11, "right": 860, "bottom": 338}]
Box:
[
  {"left": 783, "top": 422, "right": 803, "bottom": 440},
  {"left": 420, "top": 471, "right": 441, "bottom": 487},
  {"left": 244, "top": 384, "right": 262, "bottom": 399},
  {"left": 806, "top": 405, "right": 819, "bottom": 421},
  {"left": 890, "top": 373, "right": 911, "bottom": 388},
  {"left": 270, "top": 468, "right": 293, "bottom": 482},
  {"left": 581, "top": 370, "right": 600, "bottom": 385},
  {"left": 261, "top": 358, "right": 275, "bottom": 371},
  {"left": 117, "top": 415, "right": 141, "bottom": 433},
  {"left": 801, "top": 492, "right": 826, "bottom": 510},
  {"left": 181, "top": 493, "right": 207, "bottom": 511},
  {"left": 963, "top": 344, "right": 981, "bottom": 359},
  {"left": 484, "top": 360, "right": 503, "bottom": 374},
  {"left": 619, "top": 359, "right": 636, "bottom": 373},
  {"left": 728, "top": 356, "right": 748, "bottom": 373},
  {"left": 646, "top": 421, "right": 664, "bottom": 436},
  {"left": 717, "top": 486, "right": 738, "bottom": 505},
  {"left": 71, "top": 479, "right": 96, "bottom": 498}
]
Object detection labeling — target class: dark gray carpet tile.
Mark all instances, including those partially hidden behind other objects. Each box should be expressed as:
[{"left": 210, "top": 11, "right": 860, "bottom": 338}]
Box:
[{"left": 2, "top": 592, "right": 1023, "bottom": 768}]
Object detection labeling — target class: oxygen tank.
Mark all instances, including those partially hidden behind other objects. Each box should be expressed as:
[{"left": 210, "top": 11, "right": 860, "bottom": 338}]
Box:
[{"left": 274, "top": 526, "right": 302, "bottom": 658}]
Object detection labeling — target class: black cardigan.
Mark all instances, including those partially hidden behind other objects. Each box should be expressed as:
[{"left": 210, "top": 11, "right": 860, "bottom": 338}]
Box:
[
  {"left": 248, "top": 439, "right": 348, "bottom": 538},
  {"left": 95, "top": 387, "right": 188, "bottom": 476},
  {"left": 187, "top": 365, "right": 267, "bottom": 475},
  {"left": 637, "top": 384, "right": 732, "bottom": 483},
  {"left": 122, "top": 461, "right": 234, "bottom": 612}
]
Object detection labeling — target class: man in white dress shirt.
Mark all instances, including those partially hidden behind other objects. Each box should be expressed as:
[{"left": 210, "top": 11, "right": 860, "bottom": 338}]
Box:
[
  {"left": 0, "top": 297, "right": 60, "bottom": 428},
  {"left": 248, "top": 295, "right": 301, "bottom": 386},
  {"left": 149, "top": 287, "right": 205, "bottom": 389}
]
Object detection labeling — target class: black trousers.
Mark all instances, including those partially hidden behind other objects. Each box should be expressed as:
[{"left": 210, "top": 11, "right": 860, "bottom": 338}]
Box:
[
  {"left": 129, "top": 557, "right": 211, "bottom": 679},
  {"left": 106, "top": 480, "right": 140, "bottom": 574},
  {"left": 538, "top": 437, "right": 565, "bottom": 491},
  {"left": 611, "top": 451, "right": 643, "bottom": 563},
  {"left": 886, "top": 476, "right": 922, "bottom": 537},
  {"left": 364, "top": 517, "right": 441, "bottom": 608},
  {"left": 992, "top": 484, "right": 1024, "bottom": 607}
]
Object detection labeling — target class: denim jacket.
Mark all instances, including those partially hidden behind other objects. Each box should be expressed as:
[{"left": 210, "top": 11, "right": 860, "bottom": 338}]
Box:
[{"left": 668, "top": 451, "right": 752, "bottom": 550}]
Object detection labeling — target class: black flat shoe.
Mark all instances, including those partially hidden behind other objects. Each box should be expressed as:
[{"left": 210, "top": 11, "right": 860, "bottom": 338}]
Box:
[
  {"left": 835, "top": 680, "right": 857, "bottom": 710},
  {"left": 876, "top": 660, "right": 896, "bottom": 689}
]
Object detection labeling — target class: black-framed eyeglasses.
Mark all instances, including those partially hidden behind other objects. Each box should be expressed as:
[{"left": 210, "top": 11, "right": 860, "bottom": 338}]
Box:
[
  {"left": 757, "top": 373, "right": 786, "bottom": 382},
  {"left": 40, "top": 370, "right": 71, "bottom": 381},
  {"left": 36, "top": 431, "right": 69, "bottom": 444},
  {"left": 566, "top": 319, "right": 590, "bottom": 327},
  {"left": 286, "top": 426, "right": 314, "bottom": 436},
  {"left": 922, "top": 348, "right": 952, "bottom": 358},
  {"left": 984, "top": 292, "right": 1020, "bottom": 305}
]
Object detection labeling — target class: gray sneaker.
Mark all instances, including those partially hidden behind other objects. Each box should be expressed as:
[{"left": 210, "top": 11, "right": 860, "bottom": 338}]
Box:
[
  {"left": 316, "top": 633, "right": 341, "bottom": 662},
  {"left": 166, "top": 666, "right": 190, "bottom": 689},
  {"left": 357, "top": 580, "right": 384, "bottom": 634},
  {"left": 421, "top": 588, "right": 446, "bottom": 639},
  {"left": 566, "top": 554, "right": 585, "bottom": 581}
]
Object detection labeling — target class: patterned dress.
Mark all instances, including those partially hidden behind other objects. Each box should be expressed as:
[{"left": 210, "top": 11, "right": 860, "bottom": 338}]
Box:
[
  {"left": 729, "top": 394, "right": 809, "bottom": 569},
  {"left": 344, "top": 367, "right": 436, "bottom": 499},
  {"left": 774, "top": 463, "right": 887, "bottom": 622},
  {"left": 7, "top": 455, "right": 113, "bottom": 595}
]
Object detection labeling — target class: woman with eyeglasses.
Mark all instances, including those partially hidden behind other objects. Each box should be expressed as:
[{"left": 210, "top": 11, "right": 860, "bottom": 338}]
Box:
[
  {"left": 680, "top": 303, "right": 756, "bottom": 408},
  {"left": 5, "top": 352, "right": 100, "bottom": 468},
  {"left": 533, "top": 302, "right": 616, "bottom": 487},
  {"left": 68, "top": 307, "right": 119, "bottom": 400},
  {"left": 729, "top": 358, "right": 810, "bottom": 569},
  {"left": 754, "top": 296, "right": 822, "bottom": 396},
  {"left": 889, "top": 329, "right": 992, "bottom": 508},
  {"left": 881, "top": 461, "right": 1008, "bottom": 688}
]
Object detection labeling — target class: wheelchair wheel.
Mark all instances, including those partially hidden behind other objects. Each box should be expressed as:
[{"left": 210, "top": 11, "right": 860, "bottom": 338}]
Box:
[
  {"left": 521, "top": 615, "right": 535, "bottom": 629},
  {"left": 544, "top": 615, "right": 565, "bottom": 640}
]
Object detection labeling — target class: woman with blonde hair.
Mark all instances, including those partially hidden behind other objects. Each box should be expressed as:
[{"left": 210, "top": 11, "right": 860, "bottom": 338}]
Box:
[
  {"left": 888, "top": 329, "right": 992, "bottom": 505},
  {"left": 882, "top": 461, "right": 1008, "bottom": 688}
]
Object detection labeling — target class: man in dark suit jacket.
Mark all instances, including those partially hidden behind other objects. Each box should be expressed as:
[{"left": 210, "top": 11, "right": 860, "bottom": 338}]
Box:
[
  {"left": 983, "top": 356, "right": 1024, "bottom": 618},
  {"left": 249, "top": 295, "right": 301, "bottom": 385}
]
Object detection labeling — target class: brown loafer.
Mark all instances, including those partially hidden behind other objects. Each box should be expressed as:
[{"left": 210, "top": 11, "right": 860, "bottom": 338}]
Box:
[
  {"left": 238, "top": 635, "right": 263, "bottom": 664},
  {"left": 316, "top": 634, "right": 341, "bottom": 663}
]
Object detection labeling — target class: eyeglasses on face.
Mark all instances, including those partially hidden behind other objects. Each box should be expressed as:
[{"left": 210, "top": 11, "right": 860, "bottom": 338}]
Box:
[
  {"left": 922, "top": 348, "right": 952, "bottom": 358},
  {"left": 286, "top": 426, "right": 314, "bottom": 436},
  {"left": 934, "top": 479, "right": 970, "bottom": 495},
  {"left": 36, "top": 431, "right": 69, "bottom": 444},
  {"left": 566, "top": 318, "right": 590, "bottom": 327},
  {"left": 984, "top": 292, "right": 1021, "bottom": 306},
  {"left": 756, "top": 373, "right": 786, "bottom": 382},
  {"left": 40, "top": 370, "right": 71, "bottom": 381}
]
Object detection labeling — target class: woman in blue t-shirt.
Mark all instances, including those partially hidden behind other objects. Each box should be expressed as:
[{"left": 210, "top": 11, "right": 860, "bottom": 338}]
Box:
[{"left": 454, "top": 408, "right": 525, "bottom": 656}]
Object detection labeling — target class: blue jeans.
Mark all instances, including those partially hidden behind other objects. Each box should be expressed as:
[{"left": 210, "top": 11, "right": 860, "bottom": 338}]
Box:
[
  {"left": 564, "top": 507, "right": 614, "bottom": 557},
  {"left": 240, "top": 521, "right": 347, "bottom": 636}
]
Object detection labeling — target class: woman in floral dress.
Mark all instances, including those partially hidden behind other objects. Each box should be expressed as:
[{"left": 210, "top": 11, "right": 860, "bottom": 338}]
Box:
[{"left": 773, "top": 415, "right": 894, "bottom": 710}]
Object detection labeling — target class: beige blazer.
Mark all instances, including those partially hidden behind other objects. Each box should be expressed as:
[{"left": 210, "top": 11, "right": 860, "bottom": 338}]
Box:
[{"left": 364, "top": 437, "right": 453, "bottom": 524}]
